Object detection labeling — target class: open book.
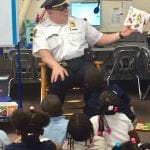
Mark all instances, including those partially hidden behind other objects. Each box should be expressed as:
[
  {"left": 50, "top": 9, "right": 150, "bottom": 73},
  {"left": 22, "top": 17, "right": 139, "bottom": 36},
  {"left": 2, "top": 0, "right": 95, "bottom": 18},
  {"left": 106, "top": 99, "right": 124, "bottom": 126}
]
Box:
[
  {"left": 135, "top": 121, "right": 150, "bottom": 131},
  {"left": 124, "top": 6, "right": 150, "bottom": 33}
]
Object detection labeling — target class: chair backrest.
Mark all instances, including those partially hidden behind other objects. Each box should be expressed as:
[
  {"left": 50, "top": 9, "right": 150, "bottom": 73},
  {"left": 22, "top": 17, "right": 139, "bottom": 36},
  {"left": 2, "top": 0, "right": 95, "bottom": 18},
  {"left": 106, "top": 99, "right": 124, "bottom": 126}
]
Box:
[
  {"left": 8, "top": 49, "right": 36, "bottom": 79},
  {"left": 110, "top": 46, "right": 141, "bottom": 78},
  {"left": 141, "top": 47, "right": 150, "bottom": 76},
  {"left": 0, "top": 57, "right": 11, "bottom": 77}
]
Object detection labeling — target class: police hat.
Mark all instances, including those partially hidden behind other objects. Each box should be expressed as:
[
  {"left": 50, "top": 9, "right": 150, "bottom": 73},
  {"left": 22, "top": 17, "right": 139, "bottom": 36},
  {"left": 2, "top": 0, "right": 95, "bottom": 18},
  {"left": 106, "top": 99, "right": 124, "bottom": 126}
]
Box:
[{"left": 41, "top": 0, "right": 68, "bottom": 9}]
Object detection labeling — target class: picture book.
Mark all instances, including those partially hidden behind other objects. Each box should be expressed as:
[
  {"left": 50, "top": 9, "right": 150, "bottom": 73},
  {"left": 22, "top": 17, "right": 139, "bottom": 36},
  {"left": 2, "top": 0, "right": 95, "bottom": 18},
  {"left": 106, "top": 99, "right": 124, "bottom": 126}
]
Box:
[
  {"left": 135, "top": 121, "right": 150, "bottom": 131},
  {"left": 124, "top": 6, "right": 150, "bottom": 33}
]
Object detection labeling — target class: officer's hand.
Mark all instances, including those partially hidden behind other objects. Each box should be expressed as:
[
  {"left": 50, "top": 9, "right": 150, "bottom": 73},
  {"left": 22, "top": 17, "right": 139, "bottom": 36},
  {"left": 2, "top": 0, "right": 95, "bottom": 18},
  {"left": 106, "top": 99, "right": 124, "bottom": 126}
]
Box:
[
  {"left": 120, "top": 26, "right": 136, "bottom": 37},
  {"left": 51, "top": 64, "right": 69, "bottom": 83}
]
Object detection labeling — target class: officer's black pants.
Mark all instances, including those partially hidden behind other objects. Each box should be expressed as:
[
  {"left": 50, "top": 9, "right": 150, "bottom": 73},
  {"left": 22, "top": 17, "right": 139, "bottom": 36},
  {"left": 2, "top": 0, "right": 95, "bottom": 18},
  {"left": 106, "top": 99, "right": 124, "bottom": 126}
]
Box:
[{"left": 48, "top": 57, "right": 96, "bottom": 103}]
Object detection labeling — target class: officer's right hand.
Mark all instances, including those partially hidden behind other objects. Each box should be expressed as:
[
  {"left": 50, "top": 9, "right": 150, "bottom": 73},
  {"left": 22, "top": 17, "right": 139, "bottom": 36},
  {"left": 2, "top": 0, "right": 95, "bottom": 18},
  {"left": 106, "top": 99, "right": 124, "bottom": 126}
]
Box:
[{"left": 51, "top": 64, "right": 69, "bottom": 83}]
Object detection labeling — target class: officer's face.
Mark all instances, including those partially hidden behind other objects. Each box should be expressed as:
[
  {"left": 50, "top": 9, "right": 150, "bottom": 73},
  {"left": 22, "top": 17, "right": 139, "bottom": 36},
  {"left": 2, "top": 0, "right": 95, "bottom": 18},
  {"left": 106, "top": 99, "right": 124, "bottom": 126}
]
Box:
[{"left": 47, "top": 6, "right": 69, "bottom": 24}]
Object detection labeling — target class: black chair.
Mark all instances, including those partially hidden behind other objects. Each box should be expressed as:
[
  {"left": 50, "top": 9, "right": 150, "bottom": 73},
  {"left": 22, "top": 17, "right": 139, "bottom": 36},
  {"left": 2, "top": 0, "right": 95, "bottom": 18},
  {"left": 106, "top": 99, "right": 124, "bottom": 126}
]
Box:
[
  {"left": 0, "top": 56, "right": 11, "bottom": 97},
  {"left": 8, "top": 49, "right": 40, "bottom": 96},
  {"left": 141, "top": 47, "right": 150, "bottom": 99},
  {"left": 107, "top": 46, "right": 142, "bottom": 99}
]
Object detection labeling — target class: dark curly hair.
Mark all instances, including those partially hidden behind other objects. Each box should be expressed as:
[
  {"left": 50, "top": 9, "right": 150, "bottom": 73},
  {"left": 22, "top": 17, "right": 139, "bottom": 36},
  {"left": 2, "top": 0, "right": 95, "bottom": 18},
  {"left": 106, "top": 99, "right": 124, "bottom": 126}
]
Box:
[
  {"left": 11, "top": 107, "right": 49, "bottom": 143},
  {"left": 84, "top": 66, "right": 105, "bottom": 89},
  {"left": 41, "top": 94, "right": 63, "bottom": 117},
  {"left": 98, "top": 90, "right": 120, "bottom": 115},
  {"left": 96, "top": 90, "right": 120, "bottom": 136}
]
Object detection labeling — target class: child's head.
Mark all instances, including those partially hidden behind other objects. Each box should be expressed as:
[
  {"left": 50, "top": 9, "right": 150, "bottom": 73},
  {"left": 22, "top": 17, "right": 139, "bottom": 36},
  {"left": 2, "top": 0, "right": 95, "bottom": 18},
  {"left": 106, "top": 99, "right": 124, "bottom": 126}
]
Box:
[
  {"left": 11, "top": 107, "right": 49, "bottom": 143},
  {"left": 84, "top": 66, "right": 105, "bottom": 88},
  {"left": 41, "top": 94, "right": 63, "bottom": 117},
  {"left": 66, "top": 113, "right": 94, "bottom": 142},
  {"left": 112, "top": 141, "right": 140, "bottom": 150},
  {"left": 98, "top": 90, "right": 120, "bottom": 115}
]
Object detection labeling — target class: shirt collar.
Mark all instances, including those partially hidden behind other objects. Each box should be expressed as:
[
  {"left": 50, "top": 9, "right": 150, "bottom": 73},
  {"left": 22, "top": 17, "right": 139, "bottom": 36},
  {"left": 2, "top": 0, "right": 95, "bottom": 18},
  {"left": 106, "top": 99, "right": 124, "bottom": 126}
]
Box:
[{"left": 50, "top": 116, "right": 65, "bottom": 121}]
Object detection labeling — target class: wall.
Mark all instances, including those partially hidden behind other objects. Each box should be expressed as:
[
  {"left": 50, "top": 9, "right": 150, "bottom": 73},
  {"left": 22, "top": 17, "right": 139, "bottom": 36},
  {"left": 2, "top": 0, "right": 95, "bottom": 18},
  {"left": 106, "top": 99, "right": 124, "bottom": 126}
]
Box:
[
  {"left": 20, "top": 0, "right": 150, "bottom": 33},
  {"left": 101, "top": 0, "right": 150, "bottom": 32}
]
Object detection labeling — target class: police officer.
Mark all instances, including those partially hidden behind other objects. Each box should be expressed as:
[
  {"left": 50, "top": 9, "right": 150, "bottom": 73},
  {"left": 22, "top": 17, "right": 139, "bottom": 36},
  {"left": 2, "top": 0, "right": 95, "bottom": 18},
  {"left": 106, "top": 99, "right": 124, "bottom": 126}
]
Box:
[{"left": 32, "top": 0, "right": 136, "bottom": 102}]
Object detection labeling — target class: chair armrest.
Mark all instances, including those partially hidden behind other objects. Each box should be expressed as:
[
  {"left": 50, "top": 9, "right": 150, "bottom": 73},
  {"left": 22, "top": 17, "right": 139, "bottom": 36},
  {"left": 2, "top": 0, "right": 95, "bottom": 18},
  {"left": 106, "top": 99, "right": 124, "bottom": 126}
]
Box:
[{"left": 93, "top": 60, "right": 104, "bottom": 70}]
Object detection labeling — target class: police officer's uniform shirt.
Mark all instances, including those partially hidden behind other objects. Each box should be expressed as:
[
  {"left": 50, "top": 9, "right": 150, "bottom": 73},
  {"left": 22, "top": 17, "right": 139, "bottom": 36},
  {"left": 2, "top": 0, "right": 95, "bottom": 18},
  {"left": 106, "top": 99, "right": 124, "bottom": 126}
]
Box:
[{"left": 33, "top": 16, "right": 103, "bottom": 62}]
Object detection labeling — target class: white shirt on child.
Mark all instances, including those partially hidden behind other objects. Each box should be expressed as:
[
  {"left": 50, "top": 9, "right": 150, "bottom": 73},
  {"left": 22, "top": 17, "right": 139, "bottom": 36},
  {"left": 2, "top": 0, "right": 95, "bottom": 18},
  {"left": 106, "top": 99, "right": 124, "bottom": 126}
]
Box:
[
  {"left": 0, "top": 130, "right": 10, "bottom": 150},
  {"left": 90, "top": 112, "right": 134, "bottom": 150}
]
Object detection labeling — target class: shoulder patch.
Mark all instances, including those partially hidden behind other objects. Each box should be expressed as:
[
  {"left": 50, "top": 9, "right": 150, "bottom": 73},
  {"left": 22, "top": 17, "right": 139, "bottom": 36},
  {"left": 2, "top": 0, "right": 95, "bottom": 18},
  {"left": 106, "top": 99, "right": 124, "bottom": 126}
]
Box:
[{"left": 33, "top": 29, "right": 38, "bottom": 37}]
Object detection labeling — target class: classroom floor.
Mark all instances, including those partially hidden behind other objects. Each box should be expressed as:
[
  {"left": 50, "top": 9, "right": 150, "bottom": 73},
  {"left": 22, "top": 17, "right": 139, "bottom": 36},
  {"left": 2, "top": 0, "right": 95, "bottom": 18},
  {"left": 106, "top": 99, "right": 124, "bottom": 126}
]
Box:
[{"left": 1, "top": 82, "right": 150, "bottom": 144}]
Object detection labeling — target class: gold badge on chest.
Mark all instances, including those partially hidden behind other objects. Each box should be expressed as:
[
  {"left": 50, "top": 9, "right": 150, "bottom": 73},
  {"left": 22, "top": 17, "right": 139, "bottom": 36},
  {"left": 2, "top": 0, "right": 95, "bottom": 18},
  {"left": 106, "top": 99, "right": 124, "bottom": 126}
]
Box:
[{"left": 69, "top": 21, "right": 78, "bottom": 30}]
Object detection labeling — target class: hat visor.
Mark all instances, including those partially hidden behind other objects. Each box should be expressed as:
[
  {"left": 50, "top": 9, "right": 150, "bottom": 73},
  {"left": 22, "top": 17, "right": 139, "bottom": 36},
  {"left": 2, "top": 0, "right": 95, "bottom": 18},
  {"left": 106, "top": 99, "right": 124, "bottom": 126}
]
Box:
[
  {"left": 41, "top": 1, "right": 49, "bottom": 8},
  {"left": 41, "top": 0, "right": 69, "bottom": 8},
  {"left": 52, "top": 1, "right": 68, "bottom": 8}
]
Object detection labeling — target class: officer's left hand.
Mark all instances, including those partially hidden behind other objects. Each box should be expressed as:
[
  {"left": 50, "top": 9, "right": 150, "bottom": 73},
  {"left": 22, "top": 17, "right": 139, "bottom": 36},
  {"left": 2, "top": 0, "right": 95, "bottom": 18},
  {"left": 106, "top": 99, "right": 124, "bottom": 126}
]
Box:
[
  {"left": 120, "top": 26, "right": 137, "bottom": 37},
  {"left": 51, "top": 63, "right": 69, "bottom": 83}
]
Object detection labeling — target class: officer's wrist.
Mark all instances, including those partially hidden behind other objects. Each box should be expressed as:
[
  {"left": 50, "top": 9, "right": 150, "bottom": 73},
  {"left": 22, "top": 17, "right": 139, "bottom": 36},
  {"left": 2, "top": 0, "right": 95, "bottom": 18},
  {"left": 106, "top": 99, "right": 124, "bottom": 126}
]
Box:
[{"left": 119, "top": 31, "right": 124, "bottom": 39}]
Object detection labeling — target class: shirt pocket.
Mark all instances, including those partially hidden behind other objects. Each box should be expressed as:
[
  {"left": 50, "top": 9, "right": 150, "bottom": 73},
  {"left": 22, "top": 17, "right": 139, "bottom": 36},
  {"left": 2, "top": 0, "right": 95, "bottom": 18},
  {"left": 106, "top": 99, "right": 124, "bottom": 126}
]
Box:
[
  {"left": 68, "top": 29, "right": 85, "bottom": 44},
  {"left": 44, "top": 31, "right": 61, "bottom": 50}
]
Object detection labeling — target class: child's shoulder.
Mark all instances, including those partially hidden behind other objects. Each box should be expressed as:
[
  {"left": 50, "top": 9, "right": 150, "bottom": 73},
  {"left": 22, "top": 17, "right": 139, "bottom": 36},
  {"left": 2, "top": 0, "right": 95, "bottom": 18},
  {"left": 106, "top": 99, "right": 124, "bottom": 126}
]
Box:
[
  {"left": 111, "top": 113, "right": 132, "bottom": 123},
  {"left": 90, "top": 115, "right": 99, "bottom": 122}
]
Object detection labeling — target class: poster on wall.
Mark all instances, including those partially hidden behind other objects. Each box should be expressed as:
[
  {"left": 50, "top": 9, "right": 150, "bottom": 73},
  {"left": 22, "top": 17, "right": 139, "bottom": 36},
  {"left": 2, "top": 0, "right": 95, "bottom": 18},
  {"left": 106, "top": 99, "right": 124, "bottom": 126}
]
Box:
[
  {"left": 111, "top": 8, "right": 122, "bottom": 26},
  {"left": 0, "top": 0, "right": 19, "bottom": 47}
]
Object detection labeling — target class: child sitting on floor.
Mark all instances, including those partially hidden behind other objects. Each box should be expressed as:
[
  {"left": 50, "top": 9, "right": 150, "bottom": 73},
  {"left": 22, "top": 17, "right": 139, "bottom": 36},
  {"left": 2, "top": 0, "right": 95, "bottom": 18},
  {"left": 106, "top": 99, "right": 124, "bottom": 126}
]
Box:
[
  {"left": 62, "top": 112, "right": 107, "bottom": 150},
  {"left": 84, "top": 66, "right": 136, "bottom": 123},
  {"left": 0, "top": 129, "right": 10, "bottom": 149},
  {"left": 41, "top": 94, "right": 69, "bottom": 145},
  {"left": 5, "top": 107, "right": 61, "bottom": 150},
  {"left": 90, "top": 90, "right": 140, "bottom": 150},
  {"left": 112, "top": 140, "right": 140, "bottom": 150}
]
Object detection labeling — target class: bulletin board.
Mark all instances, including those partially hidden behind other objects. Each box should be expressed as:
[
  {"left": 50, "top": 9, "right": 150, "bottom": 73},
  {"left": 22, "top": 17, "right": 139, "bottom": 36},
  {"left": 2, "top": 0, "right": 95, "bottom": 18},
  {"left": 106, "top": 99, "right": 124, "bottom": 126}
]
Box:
[
  {"left": 0, "top": 0, "right": 19, "bottom": 47},
  {"left": 101, "top": 0, "right": 133, "bottom": 32}
]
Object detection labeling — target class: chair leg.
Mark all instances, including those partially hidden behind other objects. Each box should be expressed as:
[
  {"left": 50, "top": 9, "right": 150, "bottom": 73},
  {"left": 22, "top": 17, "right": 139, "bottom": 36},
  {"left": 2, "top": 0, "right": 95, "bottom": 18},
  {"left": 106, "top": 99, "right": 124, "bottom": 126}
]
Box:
[
  {"left": 136, "top": 75, "right": 142, "bottom": 100},
  {"left": 142, "top": 84, "right": 150, "bottom": 100},
  {"left": 107, "top": 76, "right": 110, "bottom": 86},
  {"left": 8, "top": 78, "right": 14, "bottom": 97}
]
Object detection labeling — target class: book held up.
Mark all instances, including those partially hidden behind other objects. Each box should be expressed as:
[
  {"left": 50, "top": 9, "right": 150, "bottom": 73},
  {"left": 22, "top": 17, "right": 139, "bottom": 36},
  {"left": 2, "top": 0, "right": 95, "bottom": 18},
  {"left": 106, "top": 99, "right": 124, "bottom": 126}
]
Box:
[{"left": 124, "top": 6, "right": 150, "bottom": 33}]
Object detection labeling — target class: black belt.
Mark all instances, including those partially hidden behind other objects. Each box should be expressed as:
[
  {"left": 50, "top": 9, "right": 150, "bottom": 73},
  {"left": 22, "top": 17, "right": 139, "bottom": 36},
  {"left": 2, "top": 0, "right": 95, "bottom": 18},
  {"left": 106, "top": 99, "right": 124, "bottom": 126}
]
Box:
[
  {"left": 59, "top": 55, "right": 85, "bottom": 67},
  {"left": 65, "top": 55, "right": 85, "bottom": 62}
]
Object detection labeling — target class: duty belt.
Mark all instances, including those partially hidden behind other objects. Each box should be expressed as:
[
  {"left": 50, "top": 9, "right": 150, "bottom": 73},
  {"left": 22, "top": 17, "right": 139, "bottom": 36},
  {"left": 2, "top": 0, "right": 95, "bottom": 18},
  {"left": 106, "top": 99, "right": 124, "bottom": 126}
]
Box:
[{"left": 59, "top": 55, "right": 85, "bottom": 67}]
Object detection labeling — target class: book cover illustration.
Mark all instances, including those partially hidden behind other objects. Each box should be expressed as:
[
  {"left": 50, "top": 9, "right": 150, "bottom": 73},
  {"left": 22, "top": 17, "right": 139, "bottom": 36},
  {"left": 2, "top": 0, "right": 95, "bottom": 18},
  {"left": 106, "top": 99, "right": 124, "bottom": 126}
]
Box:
[
  {"left": 135, "top": 121, "right": 150, "bottom": 131},
  {"left": 124, "top": 6, "right": 150, "bottom": 33}
]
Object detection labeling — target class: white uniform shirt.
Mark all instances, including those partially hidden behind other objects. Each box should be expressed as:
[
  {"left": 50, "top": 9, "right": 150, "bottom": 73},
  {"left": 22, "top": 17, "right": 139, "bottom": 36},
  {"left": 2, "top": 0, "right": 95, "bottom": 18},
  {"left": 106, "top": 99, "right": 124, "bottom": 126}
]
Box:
[
  {"left": 90, "top": 113, "right": 134, "bottom": 150},
  {"left": 33, "top": 16, "right": 103, "bottom": 62}
]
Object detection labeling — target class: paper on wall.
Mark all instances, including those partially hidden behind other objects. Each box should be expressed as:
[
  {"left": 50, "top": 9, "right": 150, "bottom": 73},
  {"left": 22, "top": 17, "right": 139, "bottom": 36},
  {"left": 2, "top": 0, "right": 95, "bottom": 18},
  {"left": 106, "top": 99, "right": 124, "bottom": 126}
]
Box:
[{"left": 124, "top": 6, "right": 150, "bottom": 33}]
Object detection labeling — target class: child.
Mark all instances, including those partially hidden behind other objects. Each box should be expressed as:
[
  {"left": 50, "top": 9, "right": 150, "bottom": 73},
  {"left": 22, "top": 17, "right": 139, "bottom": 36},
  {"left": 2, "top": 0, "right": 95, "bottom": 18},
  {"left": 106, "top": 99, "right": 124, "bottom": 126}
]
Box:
[
  {"left": 41, "top": 94, "right": 69, "bottom": 145},
  {"left": 90, "top": 90, "right": 140, "bottom": 150},
  {"left": 0, "top": 129, "right": 10, "bottom": 149},
  {"left": 139, "top": 143, "right": 150, "bottom": 150},
  {"left": 84, "top": 66, "right": 136, "bottom": 123},
  {"left": 5, "top": 107, "right": 61, "bottom": 150},
  {"left": 62, "top": 112, "right": 107, "bottom": 150},
  {"left": 112, "top": 140, "right": 140, "bottom": 150}
]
